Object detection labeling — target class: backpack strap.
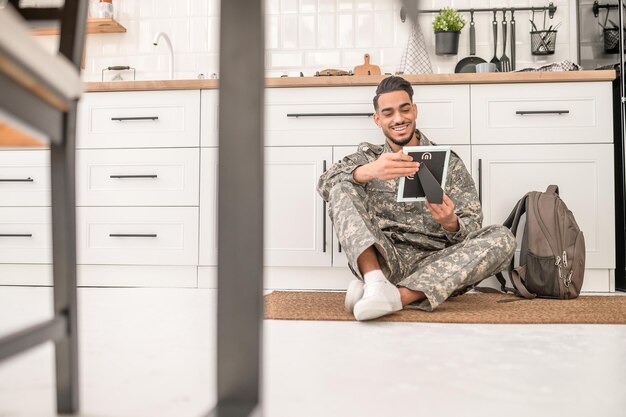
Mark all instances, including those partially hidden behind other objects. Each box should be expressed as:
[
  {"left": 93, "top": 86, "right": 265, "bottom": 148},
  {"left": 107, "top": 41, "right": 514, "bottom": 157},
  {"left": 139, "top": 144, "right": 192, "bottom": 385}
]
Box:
[
  {"left": 501, "top": 193, "right": 539, "bottom": 299},
  {"left": 510, "top": 265, "right": 537, "bottom": 299}
]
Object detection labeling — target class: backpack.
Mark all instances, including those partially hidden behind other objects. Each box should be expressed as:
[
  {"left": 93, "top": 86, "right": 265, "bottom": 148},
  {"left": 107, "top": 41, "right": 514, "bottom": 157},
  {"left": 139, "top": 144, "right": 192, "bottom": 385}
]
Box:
[{"left": 494, "top": 185, "right": 586, "bottom": 300}]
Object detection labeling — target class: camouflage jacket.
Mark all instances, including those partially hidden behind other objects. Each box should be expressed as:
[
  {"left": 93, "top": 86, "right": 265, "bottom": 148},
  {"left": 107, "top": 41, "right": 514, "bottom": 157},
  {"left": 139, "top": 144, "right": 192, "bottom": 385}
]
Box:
[{"left": 317, "top": 130, "right": 483, "bottom": 250}]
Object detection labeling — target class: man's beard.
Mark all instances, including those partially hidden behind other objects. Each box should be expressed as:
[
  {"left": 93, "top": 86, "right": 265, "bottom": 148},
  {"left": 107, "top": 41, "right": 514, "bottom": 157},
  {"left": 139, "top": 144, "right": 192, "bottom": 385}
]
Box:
[{"left": 386, "top": 126, "right": 415, "bottom": 147}]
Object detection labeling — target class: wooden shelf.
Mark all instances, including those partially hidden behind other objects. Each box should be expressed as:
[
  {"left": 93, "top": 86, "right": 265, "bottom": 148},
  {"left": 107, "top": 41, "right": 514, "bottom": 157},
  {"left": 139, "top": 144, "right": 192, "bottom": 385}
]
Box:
[{"left": 31, "top": 18, "right": 126, "bottom": 36}]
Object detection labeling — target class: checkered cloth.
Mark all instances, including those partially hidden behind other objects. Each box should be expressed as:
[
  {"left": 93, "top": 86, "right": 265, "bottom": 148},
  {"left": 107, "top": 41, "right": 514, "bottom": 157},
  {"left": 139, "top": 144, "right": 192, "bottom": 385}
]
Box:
[
  {"left": 396, "top": 21, "right": 433, "bottom": 74},
  {"left": 515, "top": 60, "right": 582, "bottom": 72}
]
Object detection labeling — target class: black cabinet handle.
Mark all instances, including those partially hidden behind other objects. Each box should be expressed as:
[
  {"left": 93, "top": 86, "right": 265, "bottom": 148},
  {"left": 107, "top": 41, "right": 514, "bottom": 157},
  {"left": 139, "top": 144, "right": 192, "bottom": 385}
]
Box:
[
  {"left": 515, "top": 110, "right": 569, "bottom": 115},
  {"left": 0, "top": 177, "right": 34, "bottom": 182},
  {"left": 478, "top": 158, "right": 482, "bottom": 204},
  {"left": 109, "top": 175, "right": 158, "bottom": 179},
  {"left": 286, "top": 113, "right": 373, "bottom": 118},
  {"left": 0, "top": 234, "right": 33, "bottom": 237},
  {"left": 322, "top": 160, "right": 327, "bottom": 253},
  {"left": 109, "top": 234, "right": 158, "bottom": 238},
  {"left": 111, "top": 116, "right": 159, "bottom": 121}
]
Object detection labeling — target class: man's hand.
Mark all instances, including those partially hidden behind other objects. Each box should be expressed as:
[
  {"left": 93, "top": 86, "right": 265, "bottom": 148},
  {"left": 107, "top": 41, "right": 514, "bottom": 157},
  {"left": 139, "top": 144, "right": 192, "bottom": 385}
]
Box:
[
  {"left": 353, "top": 150, "right": 419, "bottom": 183},
  {"left": 425, "top": 193, "right": 459, "bottom": 232}
]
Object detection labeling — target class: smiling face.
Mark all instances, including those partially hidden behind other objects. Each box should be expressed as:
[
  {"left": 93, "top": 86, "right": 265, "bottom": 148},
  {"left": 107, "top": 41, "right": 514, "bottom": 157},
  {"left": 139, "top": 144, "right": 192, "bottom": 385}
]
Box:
[{"left": 373, "top": 89, "right": 418, "bottom": 152}]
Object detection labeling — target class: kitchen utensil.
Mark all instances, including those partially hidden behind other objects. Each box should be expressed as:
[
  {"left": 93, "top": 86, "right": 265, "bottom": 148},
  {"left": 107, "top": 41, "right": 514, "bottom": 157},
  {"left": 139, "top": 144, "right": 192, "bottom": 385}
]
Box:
[
  {"left": 476, "top": 62, "right": 497, "bottom": 73},
  {"left": 500, "top": 10, "right": 511, "bottom": 72},
  {"left": 353, "top": 53, "right": 381, "bottom": 76},
  {"left": 530, "top": 19, "right": 552, "bottom": 54},
  {"left": 101, "top": 65, "right": 135, "bottom": 81},
  {"left": 490, "top": 10, "right": 501, "bottom": 71},
  {"left": 510, "top": 10, "right": 516, "bottom": 70},
  {"left": 454, "top": 11, "right": 486, "bottom": 73}
]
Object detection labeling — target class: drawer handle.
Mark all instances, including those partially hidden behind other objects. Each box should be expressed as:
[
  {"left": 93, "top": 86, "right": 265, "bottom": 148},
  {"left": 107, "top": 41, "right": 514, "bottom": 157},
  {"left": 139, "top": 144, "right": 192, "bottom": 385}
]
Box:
[
  {"left": 0, "top": 234, "right": 33, "bottom": 237},
  {"left": 286, "top": 113, "right": 374, "bottom": 118},
  {"left": 515, "top": 110, "right": 570, "bottom": 116},
  {"left": 0, "top": 177, "right": 34, "bottom": 182},
  {"left": 109, "top": 234, "right": 158, "bottom": 238},
  {"left": 109, "top": 175, "right": 158, "bottom": 179},
  {"left": 111, "top": 116, "right": 159, "bottom": 121}
]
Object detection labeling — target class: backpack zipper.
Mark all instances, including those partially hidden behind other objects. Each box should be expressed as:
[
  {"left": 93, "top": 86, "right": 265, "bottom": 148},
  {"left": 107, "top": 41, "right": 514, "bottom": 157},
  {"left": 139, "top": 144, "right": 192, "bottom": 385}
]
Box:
[
  {"left": 557, "top": 250, "right": 572, "bottom": 298},
  {"left": 555, "top": 250, "right": 572, "bottom": 299}
]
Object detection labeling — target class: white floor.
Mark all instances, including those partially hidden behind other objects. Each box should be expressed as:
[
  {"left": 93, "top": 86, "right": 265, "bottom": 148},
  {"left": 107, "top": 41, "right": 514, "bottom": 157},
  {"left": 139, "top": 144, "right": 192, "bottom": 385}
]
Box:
[{"left": 1, "top": 287, "right": 626, "bottom": 417}]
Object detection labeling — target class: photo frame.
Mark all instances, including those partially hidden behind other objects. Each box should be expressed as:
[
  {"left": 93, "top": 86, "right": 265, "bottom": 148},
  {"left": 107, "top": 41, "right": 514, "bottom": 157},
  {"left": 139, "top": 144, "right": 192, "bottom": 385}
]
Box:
[{"left": 397, "top": 145, "right": 451, "bottom": 203}]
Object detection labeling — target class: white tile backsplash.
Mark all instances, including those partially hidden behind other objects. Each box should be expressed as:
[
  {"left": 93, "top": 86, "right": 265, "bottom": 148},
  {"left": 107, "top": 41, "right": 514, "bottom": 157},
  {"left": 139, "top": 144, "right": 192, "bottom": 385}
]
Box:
[{"left": 26, "top": 0, "right": 579, "bottom": 80}]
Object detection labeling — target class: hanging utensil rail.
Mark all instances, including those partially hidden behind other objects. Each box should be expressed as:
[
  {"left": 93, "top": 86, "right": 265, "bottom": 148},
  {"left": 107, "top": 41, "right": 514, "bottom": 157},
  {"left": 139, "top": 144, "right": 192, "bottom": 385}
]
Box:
[
  {"left": 593, "top": 1, "right": 626, "bottom": 18},
  {"left": 412, "top": 3, "right": 557, "bottom": 19}
]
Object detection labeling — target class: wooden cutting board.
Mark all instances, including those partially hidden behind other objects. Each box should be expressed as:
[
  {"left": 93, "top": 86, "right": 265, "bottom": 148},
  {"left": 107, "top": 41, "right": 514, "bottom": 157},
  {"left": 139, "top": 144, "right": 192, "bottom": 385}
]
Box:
[{"left": 353, "top": 53, "right": 381, "bottom": 76}]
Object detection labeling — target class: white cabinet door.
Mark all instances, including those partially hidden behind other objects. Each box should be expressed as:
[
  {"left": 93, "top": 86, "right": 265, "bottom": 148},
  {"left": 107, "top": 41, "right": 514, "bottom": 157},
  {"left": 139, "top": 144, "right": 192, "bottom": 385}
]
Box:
[
  {"left": 199, "top": 148, "right": 218, "bottom": 266},
  {"left": 331, "top": 145, "right": 472, "bottom": 268},
  {"left": 264, "top": 147, "right": 332, "bottom": 266},
  {"left": 473, "top": 144, "right": 615, "bottom": 269}
]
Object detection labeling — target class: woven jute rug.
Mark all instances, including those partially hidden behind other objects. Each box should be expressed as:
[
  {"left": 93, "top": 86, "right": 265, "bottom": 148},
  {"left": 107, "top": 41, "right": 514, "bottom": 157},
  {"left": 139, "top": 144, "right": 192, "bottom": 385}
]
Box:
[{"left": 264, "top": 291, "right": 626, "bottom": 324}]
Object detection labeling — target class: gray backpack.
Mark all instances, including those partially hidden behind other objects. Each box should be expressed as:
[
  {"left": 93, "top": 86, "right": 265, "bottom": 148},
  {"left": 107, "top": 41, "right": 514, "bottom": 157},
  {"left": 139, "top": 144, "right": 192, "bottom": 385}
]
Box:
[{"left": 495, "top": 185, "right": 586, "bottom": 299}]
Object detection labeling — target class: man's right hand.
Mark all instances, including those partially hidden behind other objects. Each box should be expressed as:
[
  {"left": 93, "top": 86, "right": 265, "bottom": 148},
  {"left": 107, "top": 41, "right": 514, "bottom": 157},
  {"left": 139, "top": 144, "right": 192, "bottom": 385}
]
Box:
[{"left": 353, "top": 150, "right": 420, "bottom": 183}]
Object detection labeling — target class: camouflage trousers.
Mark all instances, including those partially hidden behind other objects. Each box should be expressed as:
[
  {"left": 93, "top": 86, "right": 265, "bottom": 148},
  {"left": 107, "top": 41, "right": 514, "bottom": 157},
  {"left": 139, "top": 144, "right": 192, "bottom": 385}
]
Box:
[{"left": 328, "top": 182, "right": 516, "bottom": 311}]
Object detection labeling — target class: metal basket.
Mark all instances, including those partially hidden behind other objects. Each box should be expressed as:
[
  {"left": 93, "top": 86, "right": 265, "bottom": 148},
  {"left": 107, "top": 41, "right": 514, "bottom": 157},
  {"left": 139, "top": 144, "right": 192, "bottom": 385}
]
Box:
[
  {"left": 603, "top": 27, "right": 624, "bottom": 54},
  {"left": 530, "top": 30, "right": 557, "bottom": 55}
]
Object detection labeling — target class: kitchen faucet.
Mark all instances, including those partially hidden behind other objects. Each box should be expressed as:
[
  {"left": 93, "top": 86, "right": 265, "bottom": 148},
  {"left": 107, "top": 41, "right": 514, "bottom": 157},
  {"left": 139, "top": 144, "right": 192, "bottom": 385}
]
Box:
[{"left": 153, "top": 32, "right": 173, "bottom": 80}]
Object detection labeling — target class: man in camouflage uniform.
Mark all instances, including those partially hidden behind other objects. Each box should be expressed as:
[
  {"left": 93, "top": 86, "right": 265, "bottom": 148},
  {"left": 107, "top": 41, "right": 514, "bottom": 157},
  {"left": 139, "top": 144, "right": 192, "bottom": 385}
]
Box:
[{"left": 318, "top": 76, "right": 515, "bottom": 321}]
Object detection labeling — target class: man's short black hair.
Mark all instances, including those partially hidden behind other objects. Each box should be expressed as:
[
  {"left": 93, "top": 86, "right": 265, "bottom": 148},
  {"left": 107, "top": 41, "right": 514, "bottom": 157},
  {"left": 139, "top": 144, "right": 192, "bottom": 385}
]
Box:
[{"left": 373, "top": 76, "right": 414, "bottom": 111}]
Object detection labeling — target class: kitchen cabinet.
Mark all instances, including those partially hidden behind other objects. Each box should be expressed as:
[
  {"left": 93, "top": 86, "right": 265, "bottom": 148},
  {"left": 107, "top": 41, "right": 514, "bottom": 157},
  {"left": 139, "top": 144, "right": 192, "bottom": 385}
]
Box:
[
  {"left": 471, "top": 82, "right": 613, "bottom": 145},
  {"left": 0, "top": 77, "right": 617, "bottom": 292},
  {"left": 77, "top": 90, "right": 200, "bottom": 149},
  {"left": 264, "top": 146, "right": 333, "bottom": 267},
  {"left": 76, "top": 148, "right": 200, "bottom": 207},
  {"left": 473, "top": 144, "right": 615, "bottom": 291},
  {"left": 76, "top": 206, "right": 199, "bottom": 266},
  {"left": 0, "top": 150, "right": 50, "bottom": 206},
  {"left": 264, "top": 84, "right": 470, "bottom": 147}
]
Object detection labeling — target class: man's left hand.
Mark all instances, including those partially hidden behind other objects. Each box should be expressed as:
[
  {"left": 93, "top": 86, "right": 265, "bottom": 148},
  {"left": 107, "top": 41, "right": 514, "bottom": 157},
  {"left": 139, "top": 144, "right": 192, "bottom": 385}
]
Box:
[{"left": 425, "top": 193, "right": 459, "bottom": 232}]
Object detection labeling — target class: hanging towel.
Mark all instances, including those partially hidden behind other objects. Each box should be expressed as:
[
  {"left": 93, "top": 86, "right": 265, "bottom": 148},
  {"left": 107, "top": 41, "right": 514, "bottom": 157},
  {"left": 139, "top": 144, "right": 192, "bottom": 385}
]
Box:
[{"left": 397, "top": 21, "right": 433, "bottom": 74}]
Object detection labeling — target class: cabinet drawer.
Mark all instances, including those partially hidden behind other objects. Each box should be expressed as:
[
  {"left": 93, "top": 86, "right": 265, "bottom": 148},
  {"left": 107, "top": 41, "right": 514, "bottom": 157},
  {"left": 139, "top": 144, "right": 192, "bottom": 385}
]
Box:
[
  {"left": 0, "top": 207, "right": 51, "bottom": 264},
  {"left": 77, "top": 90, "right": 200, "bottom": 148},
  {"left": 264, "top": 84, "right": 470, "bottom": 146},
  {"left": 0, "top": 150, "right": 50, "bottom": 206},
  {"left": 77, "top": 207, "right": 199, "bottom": 265},
  {"left": 471, "top": 82, "right": 613, "bottom": 144},
  {"left": 200, "top": 89, "right": 218, "bottom": 147},
  {"left": 76, "top": 148, "right": 199, "bottom": 206}
]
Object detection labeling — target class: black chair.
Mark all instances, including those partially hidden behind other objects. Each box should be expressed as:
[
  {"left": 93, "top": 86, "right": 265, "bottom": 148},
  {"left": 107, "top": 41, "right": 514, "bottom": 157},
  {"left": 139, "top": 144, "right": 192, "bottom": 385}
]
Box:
[{"left": 0, "top": 1, "right": 87, "bottom": 413}]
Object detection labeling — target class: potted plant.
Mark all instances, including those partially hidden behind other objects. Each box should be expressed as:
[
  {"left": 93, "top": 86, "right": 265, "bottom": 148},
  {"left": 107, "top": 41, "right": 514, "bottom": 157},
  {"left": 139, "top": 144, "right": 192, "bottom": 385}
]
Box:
[{"left": 432, "top": 7, "right": 466, "bottom": 55}]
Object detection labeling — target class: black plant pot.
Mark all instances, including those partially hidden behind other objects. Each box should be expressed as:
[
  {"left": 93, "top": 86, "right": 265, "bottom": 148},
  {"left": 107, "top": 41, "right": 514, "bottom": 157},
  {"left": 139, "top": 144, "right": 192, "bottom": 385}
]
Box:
[{"left": 435, "top": 30, "right": 460, "bottom": 55}]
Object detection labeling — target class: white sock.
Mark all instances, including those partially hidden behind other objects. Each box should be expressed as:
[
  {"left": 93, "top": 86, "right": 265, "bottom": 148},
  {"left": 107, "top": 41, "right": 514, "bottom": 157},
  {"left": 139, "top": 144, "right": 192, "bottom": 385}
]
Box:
[{"left": 363, "top": 269, "right": 387, "bottom": 285}]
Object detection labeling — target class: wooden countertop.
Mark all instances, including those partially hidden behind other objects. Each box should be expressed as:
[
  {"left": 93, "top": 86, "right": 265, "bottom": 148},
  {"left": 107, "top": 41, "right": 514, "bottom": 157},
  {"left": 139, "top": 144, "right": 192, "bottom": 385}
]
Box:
[{"left": 85, "top": 70, "right": 617, "bottom": 92}]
